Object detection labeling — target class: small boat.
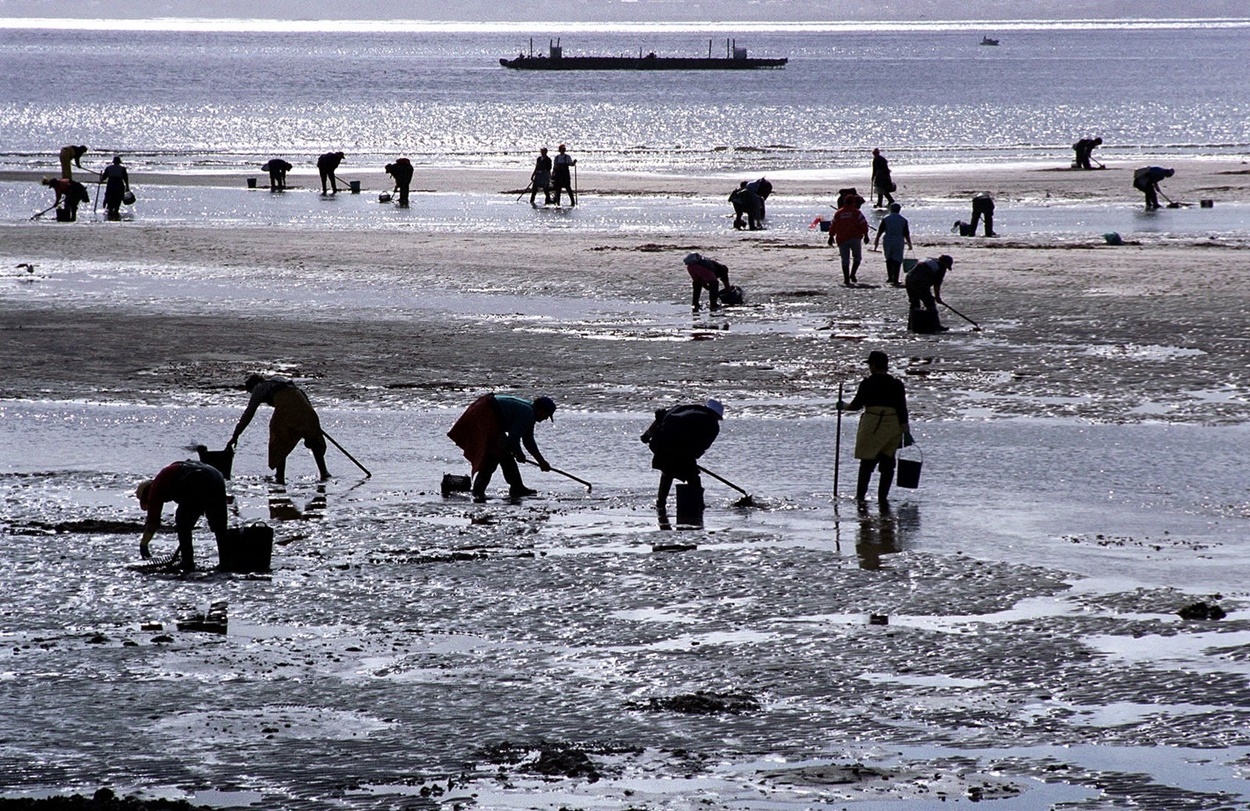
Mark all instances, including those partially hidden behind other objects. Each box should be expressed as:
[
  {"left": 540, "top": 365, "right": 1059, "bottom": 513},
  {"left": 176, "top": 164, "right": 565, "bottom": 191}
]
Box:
[
  {"left": 500, "top": 38, "right": 787, "bottom": 71},
  {"left": 980, "top": 36, "right": 1000, "bottom": 46}
]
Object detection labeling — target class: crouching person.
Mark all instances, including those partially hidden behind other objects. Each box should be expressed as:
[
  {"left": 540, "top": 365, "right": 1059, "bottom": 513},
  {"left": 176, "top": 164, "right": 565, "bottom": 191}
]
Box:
[
  {"left": 682, "top": 252, "right": 731, "bottom": 312},
  {"left": 135, "top": 460, "right": 229, "bottom": 572}
]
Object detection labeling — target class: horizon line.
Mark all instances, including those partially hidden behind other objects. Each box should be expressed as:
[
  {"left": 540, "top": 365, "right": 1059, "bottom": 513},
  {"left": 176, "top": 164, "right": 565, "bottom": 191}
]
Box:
[{"left": 1, "top": 16, "right": 1248, "bottom": 33}]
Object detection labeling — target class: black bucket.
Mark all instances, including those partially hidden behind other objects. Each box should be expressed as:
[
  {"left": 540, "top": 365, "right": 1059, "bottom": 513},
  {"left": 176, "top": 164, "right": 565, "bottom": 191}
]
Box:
[
  {"left": 196, "top": 445, "right": 234, "bottom": 479},
  {"left": 348, "top": 180, "right": 362, "bottom": 194},
  {"left": 218, "top": 523, "right": 273, "bottom": 572},
  {"left": 441, "top": 473, "right": 472, "bottom": 497},
  {"left": 895, "top": 445, "right": 922, "bottom": 489},
  {"left": 55, "top": 208, "right": 74, "bottom": 222},
  {"left": 675, "top": 483, "right": 704, "bottom": 527},
  {"left": 908, "top": 308, "right": 942, "bottom": 334},
  {"left": 247, "top": 177, "right": 257, "bottom": 189}
]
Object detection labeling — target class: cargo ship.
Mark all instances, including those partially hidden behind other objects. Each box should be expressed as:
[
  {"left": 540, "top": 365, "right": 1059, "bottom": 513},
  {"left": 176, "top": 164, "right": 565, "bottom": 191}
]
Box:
[{"left": 500, "top": 38, "right": 787, "bottom": 71}]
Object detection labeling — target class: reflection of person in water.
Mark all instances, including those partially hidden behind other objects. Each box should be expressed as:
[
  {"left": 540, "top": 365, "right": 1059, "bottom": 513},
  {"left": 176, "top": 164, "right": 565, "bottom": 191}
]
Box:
[{"left": 268, "top": 483, "right": 327, "bottom": 521}]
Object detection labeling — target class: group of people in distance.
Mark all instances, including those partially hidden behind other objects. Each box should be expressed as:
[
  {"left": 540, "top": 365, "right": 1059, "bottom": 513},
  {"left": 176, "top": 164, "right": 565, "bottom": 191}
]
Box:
[
  {"left": 528, "top": 144, "right": 578, "bottom": 207},
  {"left": 40, "top": 145, "right": 132, "bottom": 222}
]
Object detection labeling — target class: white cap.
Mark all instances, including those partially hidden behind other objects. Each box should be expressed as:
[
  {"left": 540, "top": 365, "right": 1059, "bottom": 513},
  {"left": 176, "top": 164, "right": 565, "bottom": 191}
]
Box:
[{"left": 705, "top": 398, "right": 724, "bottom": 418}]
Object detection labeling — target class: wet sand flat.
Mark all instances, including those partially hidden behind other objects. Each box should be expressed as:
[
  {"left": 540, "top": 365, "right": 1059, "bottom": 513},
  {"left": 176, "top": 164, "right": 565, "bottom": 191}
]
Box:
[{"left": 1, "top": 158, "right": 1249, "bottom": 809}]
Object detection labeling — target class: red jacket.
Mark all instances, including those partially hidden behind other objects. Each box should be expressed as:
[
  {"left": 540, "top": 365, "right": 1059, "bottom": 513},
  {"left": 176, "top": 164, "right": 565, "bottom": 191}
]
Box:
[{"left": 831, "top": 205, "right": 869, "bottom": 244}]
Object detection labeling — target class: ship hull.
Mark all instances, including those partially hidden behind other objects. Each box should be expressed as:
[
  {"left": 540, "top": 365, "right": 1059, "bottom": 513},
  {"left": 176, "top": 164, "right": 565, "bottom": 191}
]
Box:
[{"left": 499, "top": 56, "right": 788, "bottom": 71}]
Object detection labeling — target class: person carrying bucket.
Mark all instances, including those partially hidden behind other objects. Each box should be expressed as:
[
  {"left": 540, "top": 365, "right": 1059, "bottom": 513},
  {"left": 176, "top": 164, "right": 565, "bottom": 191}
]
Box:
[
  {"left": 872, "top": 202, "right": 912, "bottom": 287},
  {"left": 837, "top": 351, "right": 913, "bottom": 505},
  {"left": 640, "top": 399, "right": 723, "bottom": 510},
  {"left": 99, "top": 156, "right": 131, "bottom": 221},
  {"left": 228, "top": 374, "right": 331, "bottom": 485},
  {"left": 447, "top": 394, "right": 556, "bottom": 503},
  {"left": 135, "top": 460, "right": 229, "bottom": 572}
]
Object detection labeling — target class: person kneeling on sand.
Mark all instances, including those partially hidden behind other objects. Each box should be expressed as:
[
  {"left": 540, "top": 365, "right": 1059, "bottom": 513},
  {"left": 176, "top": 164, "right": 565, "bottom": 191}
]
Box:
[
  {"left": 448, "top": 394, "right": 556, "bottom": 502},
  {"left": 837, "top": 351, "right": 913, "bottom": 505},
  {"left": 135, "top": 460, "right": 229, "bottom": 572},
  {"left": 229, "top": 374, "right": 331, "bottom": 485},
  {"left": 640, "top": 399, "right": 723, "bottom": 510}
]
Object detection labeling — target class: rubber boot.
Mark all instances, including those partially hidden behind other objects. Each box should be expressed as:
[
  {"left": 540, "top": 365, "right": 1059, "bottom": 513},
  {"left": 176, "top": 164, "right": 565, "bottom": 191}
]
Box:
[
  {"left": 856, "top": 461, "right": 873, "bottom": 502},
  {"left": 656, "top": 475, "right": 673, "bottom": 509},
  {"left": 878, "top": 461, "right": 894, "bottom": 502}
]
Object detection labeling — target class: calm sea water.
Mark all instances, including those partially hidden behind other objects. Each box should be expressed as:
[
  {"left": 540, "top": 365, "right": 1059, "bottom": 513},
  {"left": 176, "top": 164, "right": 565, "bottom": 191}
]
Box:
[{"left": 1, "top": 20, "right": 1248, "bottom": 175}]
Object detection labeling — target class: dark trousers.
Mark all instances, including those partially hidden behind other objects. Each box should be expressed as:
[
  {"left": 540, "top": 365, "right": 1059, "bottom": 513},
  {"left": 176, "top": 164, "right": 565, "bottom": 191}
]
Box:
[
  {"left": 692, "top": 280, "right": 722, "bottom": 311},
  {"left": 472, "top": 455, "right": 523, "bottom": 498},
  {"left": 657, "top": 470, "right": 701, "bottom": 507},
  {"left": 397, "top": 182, "right": 410, "bottom": 208},
  {"left": 174, "top": 471, "right": 229, "bottom": 569},
  {"left": 530, "top": 180, "right": 550, "bottom": 205},
  {"left": 552, "top": 179, "right": 575, "bottom": 206},
  {"left": 969, "top": 199, "right": 995, "bottom": 236},
  {"left": 885, "top": 258, "right": 903, "bottom": 285},
  {"left": 906, "top": 280, "right": 936, "bottom": 311},
  {"left": 268, "top": 170, "right": 286, "bottom": 191},
  {"left": 319, "top": 169, "right": 337, "bottom": 194},
  {"left": 1135, "top": 180, "right": 1160, "bottom": 210},
  {"left": 857, "top": 456, "right": 896, "bottom": 502}
]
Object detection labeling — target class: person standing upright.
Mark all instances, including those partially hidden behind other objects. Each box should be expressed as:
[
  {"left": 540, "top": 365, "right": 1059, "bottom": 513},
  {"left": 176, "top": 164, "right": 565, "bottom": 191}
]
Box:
[
  {"left": 870, "top": 148, "right": 895, "bottom": 209},
  {"left": 317, "top": 151, "right": 345, "bottom": 195},
  {"left": 829, "top": 193, "right": 870, "bottom": 286},
  {"left": 530, "top": 147, "right": 552, "bottom": 206},
  {"left": 551, "top": 144, "right": 576, "bottom": 206},
  {"left": 838, "top": 351, "right": 912, "bottom": 505},
  {"left": 99, "top": 156, "right": 131, "bottom": 221},
  {"left": 873, "top": 202, "right": 913, "bottom": 287}
]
